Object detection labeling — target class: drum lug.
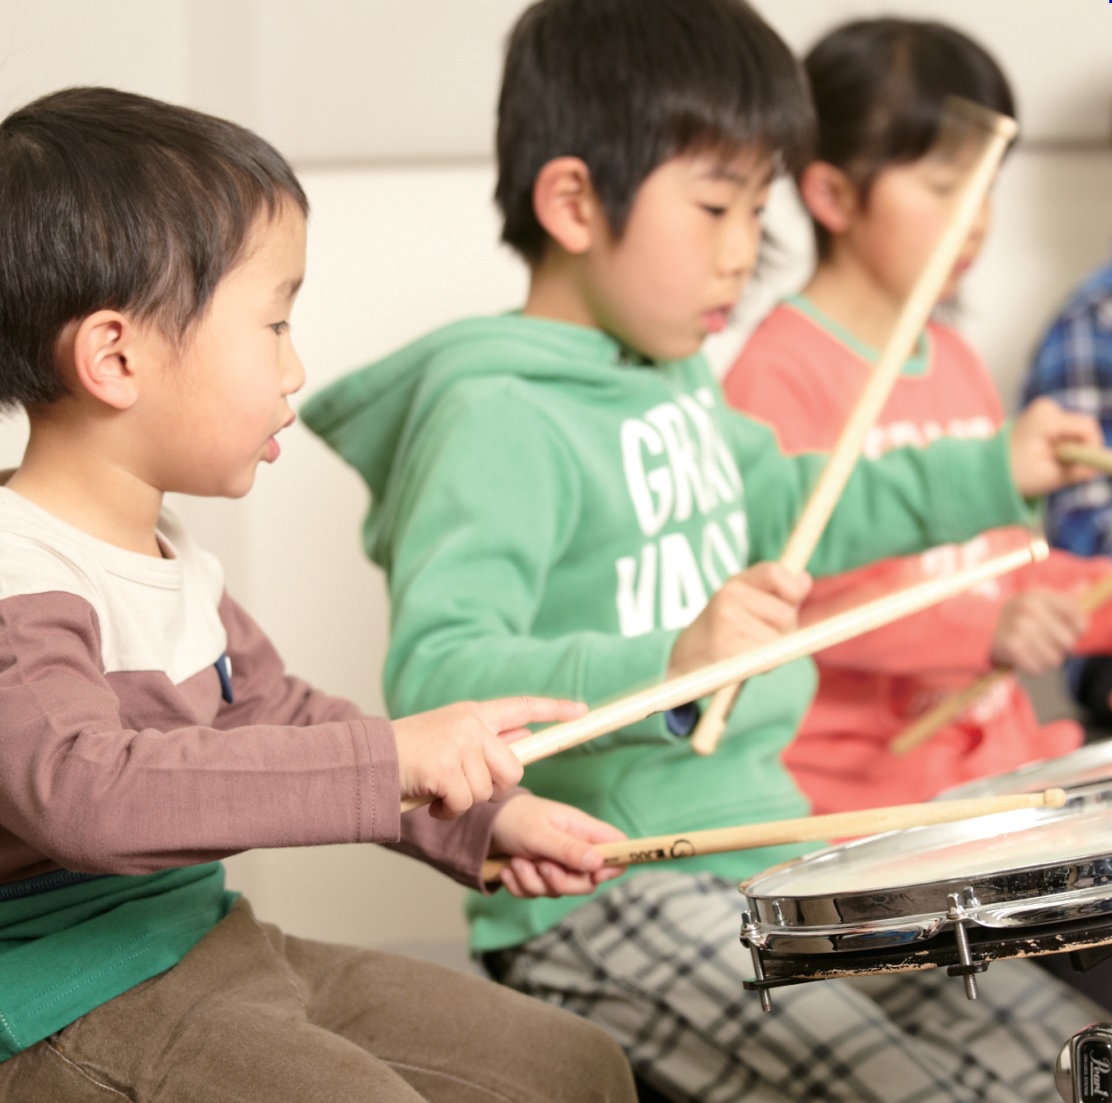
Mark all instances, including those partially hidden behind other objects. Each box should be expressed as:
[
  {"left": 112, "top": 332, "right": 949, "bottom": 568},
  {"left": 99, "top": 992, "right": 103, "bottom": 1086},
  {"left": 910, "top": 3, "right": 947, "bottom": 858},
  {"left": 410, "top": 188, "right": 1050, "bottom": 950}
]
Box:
[
  {"left": 945, "top": 890, "right": 987, "bottom": 1000},
  {"left": 740, "top": 910, "right": 775, "bottom": 1013}
]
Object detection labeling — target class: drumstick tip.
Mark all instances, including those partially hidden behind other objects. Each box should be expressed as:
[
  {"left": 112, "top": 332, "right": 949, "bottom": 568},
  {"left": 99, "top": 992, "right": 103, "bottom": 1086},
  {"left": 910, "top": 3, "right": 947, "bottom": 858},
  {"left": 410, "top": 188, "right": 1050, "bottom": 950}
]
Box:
[
  {"left": 942, "top": 95, "right": 1019, "bottom": 142},
  {"left": 1041, "top": 787, "right": 1067, "bottom": 809}
]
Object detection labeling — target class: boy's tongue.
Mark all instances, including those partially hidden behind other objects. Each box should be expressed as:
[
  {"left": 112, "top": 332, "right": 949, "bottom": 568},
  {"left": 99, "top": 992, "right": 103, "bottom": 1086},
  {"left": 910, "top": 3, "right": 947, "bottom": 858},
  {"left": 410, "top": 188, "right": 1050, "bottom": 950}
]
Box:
[{"left": 703, "top": 307, "right": 731, "bottom": 334}]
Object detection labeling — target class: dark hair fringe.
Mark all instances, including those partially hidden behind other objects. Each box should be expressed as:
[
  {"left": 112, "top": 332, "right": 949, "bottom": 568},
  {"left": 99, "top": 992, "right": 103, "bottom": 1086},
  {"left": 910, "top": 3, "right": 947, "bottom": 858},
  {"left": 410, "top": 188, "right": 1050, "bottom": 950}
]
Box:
[{"left": 0, "top": 86, "right": 308, "bottom": 410}]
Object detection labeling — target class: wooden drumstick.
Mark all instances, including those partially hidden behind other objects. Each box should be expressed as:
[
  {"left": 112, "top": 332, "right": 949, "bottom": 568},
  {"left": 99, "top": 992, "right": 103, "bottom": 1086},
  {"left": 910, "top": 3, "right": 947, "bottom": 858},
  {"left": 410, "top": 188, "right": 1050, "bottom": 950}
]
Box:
[
  {"left": 690, "top": 99, "right": 1019, "bottom": 757},
  {"left": 401, "top": 538, "right": 1045, "bottom": 813},
  {"left": 891, "top": 566, "right": 1112, "bottom": 756},
  {"left": 1056, "top": 442, "right": 1112, "bottom": 477},
  {"left": 480, "top": 788, "right": 1066, "bottom": 880}
]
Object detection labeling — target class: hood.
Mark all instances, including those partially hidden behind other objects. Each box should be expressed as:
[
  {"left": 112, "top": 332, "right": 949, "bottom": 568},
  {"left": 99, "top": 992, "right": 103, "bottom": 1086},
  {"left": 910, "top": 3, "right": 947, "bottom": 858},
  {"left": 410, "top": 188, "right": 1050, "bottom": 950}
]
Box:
[{"left": 301, "top": 313, "right": 633, "bottom": 561}]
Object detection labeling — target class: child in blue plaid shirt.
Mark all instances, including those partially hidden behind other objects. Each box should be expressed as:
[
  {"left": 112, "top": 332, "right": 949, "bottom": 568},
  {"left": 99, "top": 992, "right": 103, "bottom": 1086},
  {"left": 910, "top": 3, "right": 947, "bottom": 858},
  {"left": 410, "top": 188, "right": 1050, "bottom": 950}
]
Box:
[{"left": 1023, "top": 259, "right": 1112, "bottom": 724}]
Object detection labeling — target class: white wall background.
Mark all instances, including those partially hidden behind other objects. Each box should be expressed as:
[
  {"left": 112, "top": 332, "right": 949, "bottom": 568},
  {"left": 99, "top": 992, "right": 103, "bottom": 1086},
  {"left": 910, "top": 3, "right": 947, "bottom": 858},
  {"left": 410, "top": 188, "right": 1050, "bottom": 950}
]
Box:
[{"left": 1, "top": 1, "right": 1110, "bottom": 960}]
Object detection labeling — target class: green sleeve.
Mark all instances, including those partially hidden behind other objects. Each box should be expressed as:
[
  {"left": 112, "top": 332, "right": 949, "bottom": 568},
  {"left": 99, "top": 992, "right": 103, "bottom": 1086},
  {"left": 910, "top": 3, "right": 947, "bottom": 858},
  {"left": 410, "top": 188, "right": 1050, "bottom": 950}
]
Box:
[
  {"left": 722, "top": 411, "right": 1036, "bottom": 573},
  {"left": 382, "top": 383, "right": 677, "bottom": 735}
]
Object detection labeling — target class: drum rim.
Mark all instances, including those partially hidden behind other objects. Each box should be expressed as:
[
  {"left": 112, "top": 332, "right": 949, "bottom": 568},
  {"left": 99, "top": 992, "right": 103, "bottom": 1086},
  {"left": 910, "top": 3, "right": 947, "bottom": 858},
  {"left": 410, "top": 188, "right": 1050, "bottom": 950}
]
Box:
[
  {"left": 937, "top": 741, "right": 1112, "bottom": 799},
  {"left": 740, "top": 796, "right": 1112, "bottom": 943}
]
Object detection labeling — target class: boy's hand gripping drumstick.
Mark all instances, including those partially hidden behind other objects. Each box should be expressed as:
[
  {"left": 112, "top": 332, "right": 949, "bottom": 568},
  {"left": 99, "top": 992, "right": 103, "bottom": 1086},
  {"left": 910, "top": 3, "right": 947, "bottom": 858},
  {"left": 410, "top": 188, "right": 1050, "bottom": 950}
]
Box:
[
  {"left": 401, "top": 539, "right": 1045, "bottom": 813},
  {"left": 891, "top": 567, "right": 1112, "bottom": 756},
  {"left": 480, "top": 788, "right": 1066, "bottom": 879},
  {"left": 690, "top": 99, "right": 1019, "bottom": 756}
]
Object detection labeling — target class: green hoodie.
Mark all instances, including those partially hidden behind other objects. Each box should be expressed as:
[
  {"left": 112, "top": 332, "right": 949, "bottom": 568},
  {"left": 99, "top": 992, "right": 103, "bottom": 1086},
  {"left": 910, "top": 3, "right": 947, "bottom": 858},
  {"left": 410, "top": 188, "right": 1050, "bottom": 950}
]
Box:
[{"left": 303, "top": 313, "right": 1032, "bottom": 952}]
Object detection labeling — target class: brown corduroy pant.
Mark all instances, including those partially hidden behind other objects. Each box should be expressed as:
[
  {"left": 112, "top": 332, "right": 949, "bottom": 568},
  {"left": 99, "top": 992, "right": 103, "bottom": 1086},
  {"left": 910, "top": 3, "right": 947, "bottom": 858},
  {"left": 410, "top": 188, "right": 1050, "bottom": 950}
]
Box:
[{"left": 0, "top": 898, "right": 636, "bottom": 1102}]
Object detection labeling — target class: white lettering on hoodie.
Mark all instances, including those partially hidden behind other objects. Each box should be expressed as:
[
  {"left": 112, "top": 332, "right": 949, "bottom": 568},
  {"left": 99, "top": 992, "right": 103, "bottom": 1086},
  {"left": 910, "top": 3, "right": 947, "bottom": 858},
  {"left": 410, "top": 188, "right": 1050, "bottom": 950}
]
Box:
[{"left": 616, "top": 388, "right": 747, "bottom": 635}]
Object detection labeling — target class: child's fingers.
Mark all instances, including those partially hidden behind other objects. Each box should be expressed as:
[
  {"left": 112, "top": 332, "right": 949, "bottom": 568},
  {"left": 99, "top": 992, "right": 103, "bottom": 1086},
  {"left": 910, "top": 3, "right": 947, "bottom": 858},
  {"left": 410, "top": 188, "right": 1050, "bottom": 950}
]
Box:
[
  {"left": 1020, "top": 592, "right": 1086, "bottom": 646},
  {"left": 478, "top": 695, "right": 588, "bottom": 737},
  {"left": 1055, "top": 408, "right": 1103, "bottom": 448},
  {"left": 726, "top": 562, "right": 811, "bottom": 605},
  {"left": 501, "top": 858, "right": 552, "bottom": 898},
  {"left": 1024, "top": 397, "right": 1099, "bottom": 444},
  {"left": 552, "top": 806, "right": 628, "bottom": 846},
  {"left": 715, "top": 580, "right": 798, "bottom": 635},
  {"left": 755, "top": 562, "right": 813, "bottom": 604},
  {"left": 503, "top": 858, "right": 604, "bottom": 898},
  {"left": 482, "top": 738, "right": 525, "bottom": 796},
  {"left": 541, "top": 830, "right": 604, "bottom": 873},
  {"left": 512, "top": 806, "right": 608, "bottom": 873},
  {"left": 428, "top": 770, "right": 478, "bottom": 821},
  {"left": 1047, "top": 408, "right": 1101, "bottom": 481},
  {"left": 1002, "top": 599, "right": 1078, "bottom": 673},
  {"left": 1045, "top": 592, "right": 1088, "bottom": 641}
]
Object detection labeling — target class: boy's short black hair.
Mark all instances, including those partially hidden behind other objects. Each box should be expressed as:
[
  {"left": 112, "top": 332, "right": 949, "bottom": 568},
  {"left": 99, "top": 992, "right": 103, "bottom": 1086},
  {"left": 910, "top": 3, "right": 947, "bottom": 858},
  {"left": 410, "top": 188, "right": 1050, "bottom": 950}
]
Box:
[
  {"left": 496, "top": 0, "right": 812, "bottom": 264},
  {"left": 804, "top": 19, "right": 1016, "bottom": 259},
  {"left": 0, "top": 86, "right": 308, "bottom": 411}
]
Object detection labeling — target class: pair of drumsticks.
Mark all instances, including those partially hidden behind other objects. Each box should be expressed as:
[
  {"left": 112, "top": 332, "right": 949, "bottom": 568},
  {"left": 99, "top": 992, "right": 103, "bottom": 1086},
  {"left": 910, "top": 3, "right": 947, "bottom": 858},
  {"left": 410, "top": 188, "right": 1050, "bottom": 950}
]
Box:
[{"left": 414, "top": 99, "right": 1107, "bottom": 878}]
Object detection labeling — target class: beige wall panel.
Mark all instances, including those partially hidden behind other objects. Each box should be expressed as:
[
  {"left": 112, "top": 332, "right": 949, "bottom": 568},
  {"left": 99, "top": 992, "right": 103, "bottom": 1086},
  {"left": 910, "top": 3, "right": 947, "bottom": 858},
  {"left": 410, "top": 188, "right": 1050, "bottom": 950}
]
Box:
[
  {"left": 3, "top": 2, "right": 1108, "bottom": 157},
  {"left": 209, "top": 0, "right": 1112, "bottom": 158},
  {"left": 0, "top": 2, "right": 192, "bottom": 115},
  {"left": 229, "top": 0, "right": 1112, "bottom": 158},
  {"left": 752, "top": 0, "right": 1112, "bottom": 146},
  {"left": 963, "top": 149, "right": 1112, "bottom": 407},
  {"left": 250, "top": 0, "right": 526, "bottom": 162}
]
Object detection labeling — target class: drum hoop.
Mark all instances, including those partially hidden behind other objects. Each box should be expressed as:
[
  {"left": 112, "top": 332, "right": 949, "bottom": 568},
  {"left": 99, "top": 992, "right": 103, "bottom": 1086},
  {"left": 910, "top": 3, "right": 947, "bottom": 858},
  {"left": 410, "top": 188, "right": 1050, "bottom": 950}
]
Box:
[
  {"left": 740, "top": 796, "right": 1112, "bottom": 942},
  {"left": 937, "top": 741, "right": 1112, "bottom": 799}
]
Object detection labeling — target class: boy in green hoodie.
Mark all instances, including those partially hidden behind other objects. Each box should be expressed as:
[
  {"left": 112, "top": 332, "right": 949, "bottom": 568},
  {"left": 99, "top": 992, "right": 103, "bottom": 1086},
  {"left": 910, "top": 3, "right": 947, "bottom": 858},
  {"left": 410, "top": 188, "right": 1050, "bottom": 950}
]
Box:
[{"left": 303, "top": 1, "right": 1107, "bottom": 1099}]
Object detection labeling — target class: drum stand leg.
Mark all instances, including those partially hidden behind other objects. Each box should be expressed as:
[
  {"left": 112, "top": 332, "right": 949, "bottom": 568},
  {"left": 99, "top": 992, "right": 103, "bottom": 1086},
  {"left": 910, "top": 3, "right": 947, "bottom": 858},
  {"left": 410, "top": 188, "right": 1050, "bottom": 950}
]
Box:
[{"left": 946, "top": 890, "right": 987, "bottom": 1000}]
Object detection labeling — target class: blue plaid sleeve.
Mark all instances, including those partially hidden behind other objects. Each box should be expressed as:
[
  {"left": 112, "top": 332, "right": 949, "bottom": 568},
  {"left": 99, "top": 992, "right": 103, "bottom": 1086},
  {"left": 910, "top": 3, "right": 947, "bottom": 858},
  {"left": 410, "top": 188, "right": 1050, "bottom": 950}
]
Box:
[
  {"left": 1021, "top": 262, "right": 1112, "bottom": 714},
  {"left": 1021, "top": 264, "right": 1112, "bottom": 558}
]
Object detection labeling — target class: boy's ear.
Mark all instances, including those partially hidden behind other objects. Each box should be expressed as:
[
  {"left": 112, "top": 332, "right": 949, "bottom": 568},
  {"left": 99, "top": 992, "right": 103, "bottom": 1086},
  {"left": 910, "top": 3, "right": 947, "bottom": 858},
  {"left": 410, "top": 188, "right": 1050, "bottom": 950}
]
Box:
[
  {"left": 798, "top": 161, "right": 857, "bottom": 235},
  {"left": 70, "top": 310, "right": 145, "bottom": 411},
  {"left": 532, "top": 157, "right": 602, "bottom": 254}
]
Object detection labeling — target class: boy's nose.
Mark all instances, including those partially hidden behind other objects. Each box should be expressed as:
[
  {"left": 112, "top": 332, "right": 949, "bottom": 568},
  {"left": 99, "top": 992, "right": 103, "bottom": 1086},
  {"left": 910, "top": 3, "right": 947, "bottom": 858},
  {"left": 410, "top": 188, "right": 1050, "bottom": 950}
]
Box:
[
  {"left": 283, "top": 346, "right": 307, "bottom": 395},
  {"left": 965, "top": 195, "right": 992, "bottom": 252},
  {"left": 721, "top": 223, "right": 760, "bottom": 279}
]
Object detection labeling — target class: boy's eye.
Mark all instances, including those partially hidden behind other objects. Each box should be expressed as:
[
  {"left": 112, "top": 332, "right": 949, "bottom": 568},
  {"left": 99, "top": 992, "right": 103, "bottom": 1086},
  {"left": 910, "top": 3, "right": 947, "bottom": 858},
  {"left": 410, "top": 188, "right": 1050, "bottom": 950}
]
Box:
[
  {"left": 269, "top": 321, "right": 290, "bottom": 335},
  {"left": 921, "top": 168, "right": 961, "bottom": 197},
  {"left": 701, "top": 205, "right": 727, "bottom": 218}
]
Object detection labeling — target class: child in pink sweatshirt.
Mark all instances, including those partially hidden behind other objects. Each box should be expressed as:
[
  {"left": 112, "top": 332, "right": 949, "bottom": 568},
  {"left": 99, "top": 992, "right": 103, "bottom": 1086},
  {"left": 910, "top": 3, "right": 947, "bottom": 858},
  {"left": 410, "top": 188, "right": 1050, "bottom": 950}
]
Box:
[{"left": 725, "top": 17, "right": 1112, "bottom": 814}]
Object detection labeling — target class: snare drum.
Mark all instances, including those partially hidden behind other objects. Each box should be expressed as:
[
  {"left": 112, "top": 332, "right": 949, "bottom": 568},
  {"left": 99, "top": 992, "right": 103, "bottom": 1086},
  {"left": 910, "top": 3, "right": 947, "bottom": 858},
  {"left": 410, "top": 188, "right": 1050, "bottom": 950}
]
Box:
[
  {"left": 738, "top": 785, "right": 1112, "bottom": 1009},
  {"left": 938, "top": 740, "right": 1112, "bottom": 802}
]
